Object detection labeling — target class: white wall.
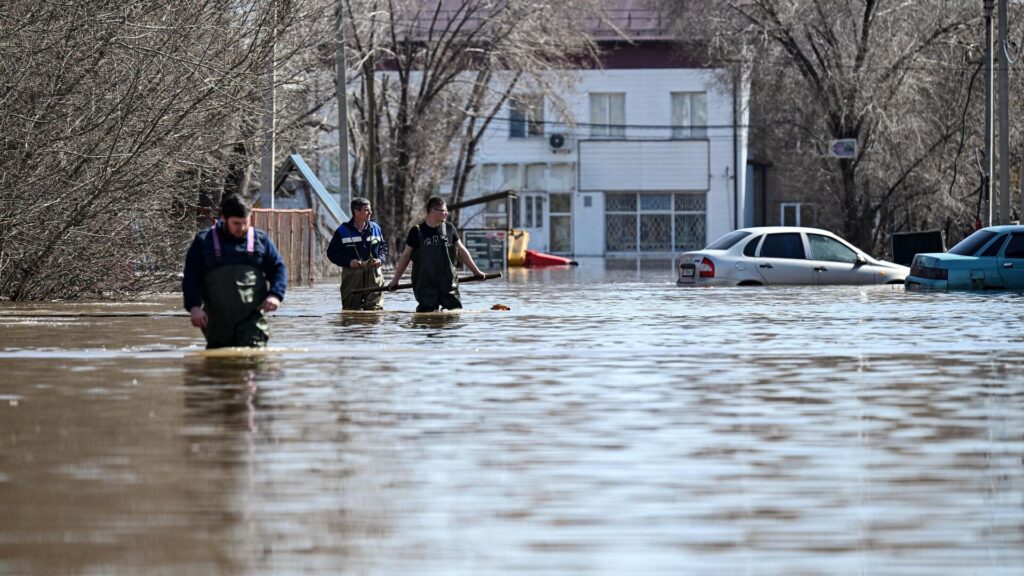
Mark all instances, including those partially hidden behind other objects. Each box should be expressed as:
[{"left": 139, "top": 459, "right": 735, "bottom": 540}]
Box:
[
  {"left": 457, "top": 67, "right": 748, "bottom": 256},
  {"left": 474, "top": 68, "right": 727, "bottom": 157},
  {"left": 578, "top": 140, "right": 709, "bottom": 192}
]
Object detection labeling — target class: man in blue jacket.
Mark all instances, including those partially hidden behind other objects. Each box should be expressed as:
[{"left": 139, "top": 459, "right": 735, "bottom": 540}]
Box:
[
  {"left": 327, "top": 196, "right": 389, "bottom": 310},
  {"left": 182, "top": 195, "right": 287, "bottom": 348}
]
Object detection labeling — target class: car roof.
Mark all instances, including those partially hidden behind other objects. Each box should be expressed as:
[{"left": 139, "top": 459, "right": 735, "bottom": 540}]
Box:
[
  {"left": 982, "top": 224, "right": 1024, "bottom": 233},
  {"left": 735, "top": 226, "right": 840, "bottom": 235}
]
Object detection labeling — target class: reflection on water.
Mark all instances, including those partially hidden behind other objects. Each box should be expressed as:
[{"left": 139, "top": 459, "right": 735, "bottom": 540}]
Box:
[{"left": 1, "top": 269, "right": 1023, "bottom": 575}]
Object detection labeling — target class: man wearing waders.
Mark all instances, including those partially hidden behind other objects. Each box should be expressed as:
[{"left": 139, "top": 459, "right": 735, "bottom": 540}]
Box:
[
  {"left": 387, "top": 196, "right": 487, "bottom": 312},
  {"left": 327, "top": 197, "right": 388, "bottom": 310},
  {"left": 182, "top": 195, "right": 287, "bottom": 349}
]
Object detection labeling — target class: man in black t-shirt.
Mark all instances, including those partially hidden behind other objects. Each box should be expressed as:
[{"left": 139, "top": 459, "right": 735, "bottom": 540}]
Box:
[{"left": 387, "top": 196, "right": 487, "bottom": 312}]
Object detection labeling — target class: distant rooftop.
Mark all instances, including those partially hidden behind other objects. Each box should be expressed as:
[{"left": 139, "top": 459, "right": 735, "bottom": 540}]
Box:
[
  {"left": 592, "top": 0, "right": 673, "bottom": 41},
  {"left": 393, "top": 0, "right": 673, "bottom": 43}
]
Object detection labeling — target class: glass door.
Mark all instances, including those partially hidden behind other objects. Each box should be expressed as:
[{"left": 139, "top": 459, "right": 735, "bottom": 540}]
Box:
[
  {"left": 549, "top": 193, "right": 572, "bottom": 254},
  {"left": 521, "top": 193, "right": 546, "bottom": 252}
]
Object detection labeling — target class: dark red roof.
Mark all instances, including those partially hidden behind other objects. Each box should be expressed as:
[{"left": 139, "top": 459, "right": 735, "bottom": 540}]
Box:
[
  {"left": 393, "top": 0, "right": 673, "bottom": 42},
  {"left": 591, "top": 0, "right": 673, "bottom": 41}
]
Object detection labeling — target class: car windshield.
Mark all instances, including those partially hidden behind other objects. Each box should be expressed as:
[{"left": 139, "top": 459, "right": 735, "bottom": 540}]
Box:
[
  {"left": 948, "top": 230, "right": 997, "bottom": 256},
  {"left": 704, "top": 230, "right": 751, "bottom": 250}
]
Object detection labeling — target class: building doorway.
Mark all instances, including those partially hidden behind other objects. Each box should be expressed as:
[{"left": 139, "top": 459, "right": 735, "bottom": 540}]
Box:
[{"left": 521, "top": 193, "right": 546, "bottom": 252}]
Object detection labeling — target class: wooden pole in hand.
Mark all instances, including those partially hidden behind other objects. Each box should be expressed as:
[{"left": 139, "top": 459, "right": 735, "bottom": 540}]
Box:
[{"left": 352, "top": 272, "right": 502, "bottom": 295}]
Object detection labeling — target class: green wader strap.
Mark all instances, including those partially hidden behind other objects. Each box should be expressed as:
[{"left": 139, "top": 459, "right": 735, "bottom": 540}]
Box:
[{"left": 201, "top": 264, "right": 270, "bottom": 349}]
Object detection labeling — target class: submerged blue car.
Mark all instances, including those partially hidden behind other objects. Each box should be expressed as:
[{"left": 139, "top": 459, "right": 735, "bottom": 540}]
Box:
[{"left": 907, "top": 225, "right": 1024, "bottom": 290}]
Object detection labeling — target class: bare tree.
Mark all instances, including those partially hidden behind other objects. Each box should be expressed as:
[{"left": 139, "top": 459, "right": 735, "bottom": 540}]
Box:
[
  {"left": 656, "top": 0, "right": 1002, "bottom": 253},
  {"left": 339, "top": 0, "right": 603, "bottom": 253},
  {"left": 0, "top": 0, "right": 334, "bottom": 300}
]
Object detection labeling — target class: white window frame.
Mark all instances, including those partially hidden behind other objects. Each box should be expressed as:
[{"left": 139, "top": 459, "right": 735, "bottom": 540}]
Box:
[
  {"left": 671, "top": 92, "right": 707, "bottom": 139},
  {"left": 589, "top": 93, "right": 625, "bottom": 139},
  {"left": 509, "top": 94, "right": 544, "bottom": 139},
  {"left": 780, "top": 202, "right": 814, "bottom": 226}
]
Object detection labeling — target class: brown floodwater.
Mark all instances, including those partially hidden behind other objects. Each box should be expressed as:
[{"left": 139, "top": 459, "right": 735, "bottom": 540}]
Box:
[{"left": 1, "top": 265, "right": 1023, "bottom": 575}]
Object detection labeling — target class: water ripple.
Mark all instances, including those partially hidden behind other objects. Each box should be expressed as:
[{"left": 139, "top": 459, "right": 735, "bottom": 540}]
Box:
[{"left": 0, "top": 280, "right": 1022, "bottom": 574}]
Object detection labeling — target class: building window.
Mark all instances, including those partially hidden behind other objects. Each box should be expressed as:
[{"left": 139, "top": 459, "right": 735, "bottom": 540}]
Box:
[
  {"left": 484, "top": 198, "right": 507, "bottom": 229},
  {"left": 671, "top": 92, "right": 707, "bottom": 139},
  {"left": 478, "top": 164, "right": 498, "bottom": 193},
  {"left": 548, "top": 163, "right": 574, "bottom": 192},
  {"left": 780, "top": 202, "right": 815, "bottom": 226},
  {"left": 589, "top": 93, "right": 625, "bottom": 138},
  {"left": 525, "top": 164, "right": 546, "bottom": 191},
  {"left": 605, "top": 192, "right": 707, "bottom": 253},
  {"left": 500, "top": 163, "right": 522, "bottom": 191},
  {"left": 673, "top": 193, "right": 707, "bottom": 251},
  {"left": 509, "top": 95, "right": 544, "bottom": 138}
]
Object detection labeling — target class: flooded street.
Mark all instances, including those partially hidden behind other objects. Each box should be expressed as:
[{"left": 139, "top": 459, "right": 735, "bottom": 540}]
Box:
[{"left": 1, "top": 267, "right": 1023, "bottom": 575}]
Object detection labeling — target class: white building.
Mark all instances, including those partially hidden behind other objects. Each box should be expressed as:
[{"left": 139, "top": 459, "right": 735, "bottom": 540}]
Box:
[{"left": 458, "top": 9, "right": 750, "bottom": 265}]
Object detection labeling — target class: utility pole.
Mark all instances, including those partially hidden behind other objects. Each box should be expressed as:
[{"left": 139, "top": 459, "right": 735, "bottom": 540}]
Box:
[
  {"left": 364, "top": 52, "right": 378, "bottom": 210},
  {"left": 984, "top": 0, "right": 995, "bottom": 227},
  {"left": 335, "top": 1, "right": 350, "bottom": 210},
  {"left": 260, "top": 3, "right": 277, "bottom": 209},
  {"left": 998, "top": 0, "right": 1010, "bottom": 225}
]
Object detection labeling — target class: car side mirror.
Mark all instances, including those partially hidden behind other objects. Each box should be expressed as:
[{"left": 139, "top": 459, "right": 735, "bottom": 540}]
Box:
[{"left": 855, "top": 254, "right": 867, "bottom": 265}]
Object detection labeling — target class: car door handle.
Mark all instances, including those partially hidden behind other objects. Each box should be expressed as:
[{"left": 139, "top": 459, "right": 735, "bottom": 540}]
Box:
[
  {"left": 1004, "top": 262, "right": 1014, "bottom": 268},
  {"left": 759, "top": 263, "right": 773, "bottom": 269},
  {"left": 814, "top": 266, "right": 828, "bottom": 272}
]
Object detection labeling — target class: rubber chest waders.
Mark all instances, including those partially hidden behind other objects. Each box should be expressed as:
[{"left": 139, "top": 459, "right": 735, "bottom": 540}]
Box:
[
  {"left": 340, "top": 264, "right": 384, "bottom": 310},
  {"left": 339, "top": 226, "right": 384, "bottom": 310},
  {"left": 411, "top": 223, "right": 461, "bottom": 313},
  {"left": 202, "top": 226, "right": 270, "bottom": 349}
]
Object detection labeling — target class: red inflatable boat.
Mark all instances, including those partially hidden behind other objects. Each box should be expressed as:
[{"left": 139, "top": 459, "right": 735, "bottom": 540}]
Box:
[{"left": 524, "top": 249, "right": 578, "bottom": 267}]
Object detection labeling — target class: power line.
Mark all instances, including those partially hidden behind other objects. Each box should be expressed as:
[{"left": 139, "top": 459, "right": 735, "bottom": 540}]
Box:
[{"left": 470, "top": 114, "right": 751, "bottom": 131}]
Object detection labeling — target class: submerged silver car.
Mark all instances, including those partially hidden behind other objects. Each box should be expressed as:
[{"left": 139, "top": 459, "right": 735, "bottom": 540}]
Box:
[{"left": 677, "top": 226, "right": 908, "bottom": 286}]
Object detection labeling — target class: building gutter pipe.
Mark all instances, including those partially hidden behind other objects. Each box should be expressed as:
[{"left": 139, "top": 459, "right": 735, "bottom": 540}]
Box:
[{"left": 732, "top": 64, "right": 739, "bottom": 230}]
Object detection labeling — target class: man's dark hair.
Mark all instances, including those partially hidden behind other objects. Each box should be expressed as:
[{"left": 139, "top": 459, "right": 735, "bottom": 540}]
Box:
[
  {"left": 425, "top": 196, "right": 447, "bottom": 213},
  {"left": 220, "top": 194, "right": 251, "bottom": 219},
  {"left": 351, "top": 196, "right": 371, "bottom": 213}
]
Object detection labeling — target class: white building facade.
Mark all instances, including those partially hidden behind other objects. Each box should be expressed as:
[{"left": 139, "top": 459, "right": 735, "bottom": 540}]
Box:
[{"left": 459, "top": 43, "right": 750, "bottom": 264}]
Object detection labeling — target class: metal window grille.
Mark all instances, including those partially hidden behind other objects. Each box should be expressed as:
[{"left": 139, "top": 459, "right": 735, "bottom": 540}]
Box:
[{"left": 605, "top": 192, "right": 707, "bottom": 254}]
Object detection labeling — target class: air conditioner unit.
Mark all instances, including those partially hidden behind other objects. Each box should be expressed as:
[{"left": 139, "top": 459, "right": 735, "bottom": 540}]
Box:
[{"left": 548, "top": 132, "right": 573, "bottom": 153}]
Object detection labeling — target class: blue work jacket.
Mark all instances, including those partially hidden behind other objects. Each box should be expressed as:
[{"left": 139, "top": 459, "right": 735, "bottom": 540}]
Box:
[
  {"left": 182, "top": 222, "right": 287, "bottom": 311},
  {"left": 327, "top": 220, "right": 388, "bottom": 268}
]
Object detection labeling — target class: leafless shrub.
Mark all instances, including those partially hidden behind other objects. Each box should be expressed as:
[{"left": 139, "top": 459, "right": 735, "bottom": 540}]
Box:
[{"left": 0, "top": 0, "right": 333, "bottom": 300}]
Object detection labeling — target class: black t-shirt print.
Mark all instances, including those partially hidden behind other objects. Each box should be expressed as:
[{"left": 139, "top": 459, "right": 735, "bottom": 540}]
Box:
[{"left": 405, "top": 222, "right": 459, "bottom": 249}]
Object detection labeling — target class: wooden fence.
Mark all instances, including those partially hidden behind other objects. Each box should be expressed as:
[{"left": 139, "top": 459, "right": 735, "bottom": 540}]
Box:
[{"left": 252, "top": 209, "right": 315, "bottom": 286}]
